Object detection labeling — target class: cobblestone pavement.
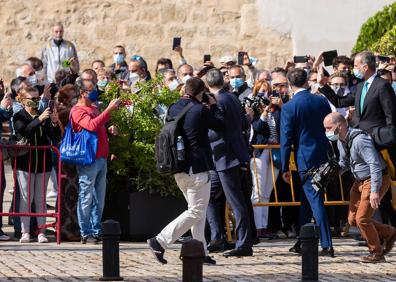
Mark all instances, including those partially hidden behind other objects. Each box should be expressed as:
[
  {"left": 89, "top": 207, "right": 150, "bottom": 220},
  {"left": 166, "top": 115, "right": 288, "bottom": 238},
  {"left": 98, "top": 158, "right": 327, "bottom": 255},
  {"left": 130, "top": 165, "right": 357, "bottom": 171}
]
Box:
[
  {"left": 0, "top": 238, "right": 395, "bottom": 281},
  {"left": 1, "top": 165, "right": 396, "bottom": 281}
]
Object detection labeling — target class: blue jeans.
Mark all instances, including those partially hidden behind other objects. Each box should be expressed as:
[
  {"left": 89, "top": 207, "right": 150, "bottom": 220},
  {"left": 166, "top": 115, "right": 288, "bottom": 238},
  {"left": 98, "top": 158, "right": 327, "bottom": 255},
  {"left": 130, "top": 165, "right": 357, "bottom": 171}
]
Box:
[{"left": 76, "top": 158, "right": 107, "bottom": 237}]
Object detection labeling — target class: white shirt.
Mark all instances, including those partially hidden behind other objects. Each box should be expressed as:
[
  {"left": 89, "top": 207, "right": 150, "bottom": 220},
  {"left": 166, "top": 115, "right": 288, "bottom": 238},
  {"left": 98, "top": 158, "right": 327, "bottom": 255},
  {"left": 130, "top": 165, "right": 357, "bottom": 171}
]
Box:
[{"left": 365, "top": 72, "right": 377, "bottom": 92}]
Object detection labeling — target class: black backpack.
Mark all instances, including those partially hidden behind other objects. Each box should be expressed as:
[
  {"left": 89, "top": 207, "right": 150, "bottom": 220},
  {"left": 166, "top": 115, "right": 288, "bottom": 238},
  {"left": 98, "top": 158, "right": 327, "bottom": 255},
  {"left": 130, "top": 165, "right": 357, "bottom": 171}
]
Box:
[{"left": 155, "top": 102, "right": 193, "bottom": 175}]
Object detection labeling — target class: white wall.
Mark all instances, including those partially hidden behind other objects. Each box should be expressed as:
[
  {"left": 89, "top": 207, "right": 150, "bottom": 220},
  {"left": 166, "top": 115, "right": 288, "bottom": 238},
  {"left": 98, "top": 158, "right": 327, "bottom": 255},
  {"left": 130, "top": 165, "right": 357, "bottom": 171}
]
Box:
[{"left": 256, "top": 0, "right": 395, "bottom": 57}]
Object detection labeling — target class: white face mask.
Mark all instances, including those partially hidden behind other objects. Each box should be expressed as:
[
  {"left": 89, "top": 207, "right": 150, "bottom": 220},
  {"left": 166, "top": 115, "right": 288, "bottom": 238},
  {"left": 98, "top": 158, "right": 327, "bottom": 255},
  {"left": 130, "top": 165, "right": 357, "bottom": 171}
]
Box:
[
  {"left": 27, "top": 74, "right": 37, "bottom": 86},
  {"left": 168, "top": 79, "right": 179, "bottom": 91},
  {"left": 129, "top": 72, "right": 140, "bottom": 85},
  {"left": 181, "top": 75, "right": 192, "bottom": 84}
]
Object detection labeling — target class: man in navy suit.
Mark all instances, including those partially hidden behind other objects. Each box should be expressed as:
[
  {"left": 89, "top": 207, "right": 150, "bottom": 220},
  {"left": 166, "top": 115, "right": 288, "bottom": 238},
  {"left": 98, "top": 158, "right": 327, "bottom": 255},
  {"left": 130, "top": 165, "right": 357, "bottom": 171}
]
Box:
[
  {"left": 205, "top": 68, "right": 253, "bottom": 257},
  {"left": 280, "top": 68, "right": 334, "bottom": 256}
]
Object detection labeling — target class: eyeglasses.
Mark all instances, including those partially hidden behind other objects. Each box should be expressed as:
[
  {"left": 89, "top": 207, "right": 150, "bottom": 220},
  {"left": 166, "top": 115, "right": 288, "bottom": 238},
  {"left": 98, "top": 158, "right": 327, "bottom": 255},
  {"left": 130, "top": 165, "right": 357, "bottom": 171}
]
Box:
[
  {"left": 330, "top": 83, "right": 346, "bottom": 88},
  {"left": 272, "top": 83, "right": 288, "bottom": 88}
]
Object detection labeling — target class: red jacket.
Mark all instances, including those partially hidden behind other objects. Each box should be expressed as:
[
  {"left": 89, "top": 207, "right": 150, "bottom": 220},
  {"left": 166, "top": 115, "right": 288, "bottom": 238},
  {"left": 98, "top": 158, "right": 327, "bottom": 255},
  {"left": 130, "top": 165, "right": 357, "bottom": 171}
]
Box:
[{"left": 70, "top": 105, "right": 110, "bottom": 160}]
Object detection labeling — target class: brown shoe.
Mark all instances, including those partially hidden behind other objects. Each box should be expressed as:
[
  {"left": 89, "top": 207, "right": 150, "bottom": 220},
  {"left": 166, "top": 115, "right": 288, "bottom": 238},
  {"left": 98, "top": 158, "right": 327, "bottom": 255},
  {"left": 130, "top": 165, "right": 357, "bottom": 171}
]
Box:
[
  {"left": 361, "top": 253, "right": 386, "bottom": 263},
  {"left": 383, "top": 229, "right": 396, "bottom": 255}
]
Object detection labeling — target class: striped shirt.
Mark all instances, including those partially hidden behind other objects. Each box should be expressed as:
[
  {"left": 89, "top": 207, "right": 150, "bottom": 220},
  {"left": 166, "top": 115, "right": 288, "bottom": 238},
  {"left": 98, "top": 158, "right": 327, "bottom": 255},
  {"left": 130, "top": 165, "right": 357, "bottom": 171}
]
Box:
[{"left": 261, "top": 112, "right": 278, "bottom": 144}]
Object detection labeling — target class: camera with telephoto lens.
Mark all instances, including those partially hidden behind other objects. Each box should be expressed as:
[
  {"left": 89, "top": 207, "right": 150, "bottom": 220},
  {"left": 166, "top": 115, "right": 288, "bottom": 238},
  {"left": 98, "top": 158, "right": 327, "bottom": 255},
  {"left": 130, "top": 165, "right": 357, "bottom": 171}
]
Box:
[
  {"left": 308, "top": 158, "right": 339, "bottom": 193},
  {"left": 242, "top": 95, "right": 270, "bottom": 110}
]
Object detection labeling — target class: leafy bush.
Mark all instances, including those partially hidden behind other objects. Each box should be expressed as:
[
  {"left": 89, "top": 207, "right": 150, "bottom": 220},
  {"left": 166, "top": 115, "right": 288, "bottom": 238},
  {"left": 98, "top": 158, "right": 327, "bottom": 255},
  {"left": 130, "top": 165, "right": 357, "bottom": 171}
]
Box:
[
  {"left": 372, "top": 25, "right": 396, "bottom": 56},
  {"left": 100, "top": 76, "right": 181, "bottom": 197},
  {"left": 352, "top": 2, "right": 396, "bottom": 54}
]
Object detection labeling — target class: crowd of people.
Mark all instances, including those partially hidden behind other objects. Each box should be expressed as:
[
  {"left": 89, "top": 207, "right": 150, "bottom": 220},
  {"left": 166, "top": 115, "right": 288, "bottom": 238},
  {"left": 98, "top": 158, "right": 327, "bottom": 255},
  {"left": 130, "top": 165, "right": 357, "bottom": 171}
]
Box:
[{"left": 0, "top": 22, "right": 396, "bottom": 265}]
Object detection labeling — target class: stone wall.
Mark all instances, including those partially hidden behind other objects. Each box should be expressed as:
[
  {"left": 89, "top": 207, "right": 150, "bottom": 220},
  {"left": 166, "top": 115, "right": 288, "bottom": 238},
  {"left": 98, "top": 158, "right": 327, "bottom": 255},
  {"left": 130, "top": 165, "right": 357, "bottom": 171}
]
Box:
[{"left": 0, "top": 0, "right": 292, "bottom": 83}]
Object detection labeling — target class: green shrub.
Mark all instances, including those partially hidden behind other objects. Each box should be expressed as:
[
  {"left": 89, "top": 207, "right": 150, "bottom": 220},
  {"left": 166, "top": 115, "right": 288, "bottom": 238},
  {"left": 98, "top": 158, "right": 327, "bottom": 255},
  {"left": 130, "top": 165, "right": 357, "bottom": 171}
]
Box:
[
  {"left": 101, "top": 76, "right": 181, "bottom": 197},
  {"left": 372, "top": 25, "right": 396, "bottom": 56},
  {"left": 352, "top": 2, "right": 396, "bottom": 54}
]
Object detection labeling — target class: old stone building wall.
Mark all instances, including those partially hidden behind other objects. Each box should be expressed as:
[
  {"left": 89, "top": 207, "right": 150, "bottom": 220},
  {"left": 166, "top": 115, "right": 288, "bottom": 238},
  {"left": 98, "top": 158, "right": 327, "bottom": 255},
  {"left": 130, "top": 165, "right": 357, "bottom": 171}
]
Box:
[{"left": 0, "top": 0, "right": 292, "bottom": 82}]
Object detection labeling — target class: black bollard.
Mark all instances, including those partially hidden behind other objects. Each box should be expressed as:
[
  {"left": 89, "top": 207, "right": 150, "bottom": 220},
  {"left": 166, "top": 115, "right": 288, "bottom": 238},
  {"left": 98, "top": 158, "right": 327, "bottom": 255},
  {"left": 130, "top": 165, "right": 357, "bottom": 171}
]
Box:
[
  {"left": 180, "top": 239, "right": 205, "bottom": 282},
  {"left": 300, "top": 223, "right": 319, "bottom": 282},
  {"left": 99, "top": 220, "right": 124, "bottom": 281}
]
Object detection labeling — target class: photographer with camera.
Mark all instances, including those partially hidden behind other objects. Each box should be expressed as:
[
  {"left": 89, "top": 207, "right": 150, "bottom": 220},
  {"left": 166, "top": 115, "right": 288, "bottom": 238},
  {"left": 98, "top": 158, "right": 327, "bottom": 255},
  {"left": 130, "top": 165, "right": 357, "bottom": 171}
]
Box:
[
  {"left": 323, "top": 112, "right": 396, "bottom": 263},
  {"left": 280, "top": 68, "right": 334, "bottom": 256},
  {"left": 248, "top": 79, "right": 284, "bottom": 239}
]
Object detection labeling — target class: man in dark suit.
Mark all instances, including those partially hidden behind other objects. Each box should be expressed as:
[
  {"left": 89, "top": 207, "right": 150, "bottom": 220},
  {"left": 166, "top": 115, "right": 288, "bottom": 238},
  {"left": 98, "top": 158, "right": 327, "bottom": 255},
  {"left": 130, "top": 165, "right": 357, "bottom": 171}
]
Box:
[
  {"left": 205, "top": 68, "right": 253, "bottom": 257},
  {"left": 280, "top": 68, "right": 334, "bottom": 256},
  {"left": 319, "top": 51, "right": 396, "bottom": 147}
]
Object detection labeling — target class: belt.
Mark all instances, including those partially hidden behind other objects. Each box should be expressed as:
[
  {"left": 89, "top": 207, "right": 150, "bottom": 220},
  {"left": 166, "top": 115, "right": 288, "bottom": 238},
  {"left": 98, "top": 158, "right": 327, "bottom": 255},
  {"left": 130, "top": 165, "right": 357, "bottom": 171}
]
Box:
[{"left": 358, "top": 169, "right": 387, "bottom": 182}]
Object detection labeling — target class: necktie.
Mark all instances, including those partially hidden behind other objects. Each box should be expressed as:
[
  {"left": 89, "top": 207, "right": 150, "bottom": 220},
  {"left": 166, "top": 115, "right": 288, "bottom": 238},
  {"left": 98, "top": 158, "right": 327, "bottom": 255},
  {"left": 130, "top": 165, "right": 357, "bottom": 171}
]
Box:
[{"left": 360, "top": 81, "right": 369, "bottom": 114}]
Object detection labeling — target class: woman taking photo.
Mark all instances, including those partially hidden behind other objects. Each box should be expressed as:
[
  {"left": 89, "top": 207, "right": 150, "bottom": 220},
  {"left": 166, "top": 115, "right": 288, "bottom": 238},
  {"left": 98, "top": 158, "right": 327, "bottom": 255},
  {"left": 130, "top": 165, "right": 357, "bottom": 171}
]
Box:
[{"left": 13, "top": 87, "right": 60, "bottom": 243}]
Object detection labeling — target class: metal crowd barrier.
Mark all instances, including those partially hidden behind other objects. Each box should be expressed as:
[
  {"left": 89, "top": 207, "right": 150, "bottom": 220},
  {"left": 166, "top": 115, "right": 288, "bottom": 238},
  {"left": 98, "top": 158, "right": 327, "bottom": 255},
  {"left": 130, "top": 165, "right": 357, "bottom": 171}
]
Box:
[
  {"left": 225, "top": 144, "right": 396, "bottom": 242},
  {"left": 251, "top": 144, "right": 349, "bottom": 207},
  {"left": 0, "top": 144, "right": 62, "bottom": 244}
]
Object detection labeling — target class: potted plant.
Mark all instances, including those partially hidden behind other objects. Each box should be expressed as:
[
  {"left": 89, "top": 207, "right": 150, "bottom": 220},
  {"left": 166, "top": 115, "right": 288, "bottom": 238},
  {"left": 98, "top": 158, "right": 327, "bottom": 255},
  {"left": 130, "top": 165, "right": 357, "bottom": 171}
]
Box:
[{"left": 101, "top": 76, "right": 187, "bottom": 240}]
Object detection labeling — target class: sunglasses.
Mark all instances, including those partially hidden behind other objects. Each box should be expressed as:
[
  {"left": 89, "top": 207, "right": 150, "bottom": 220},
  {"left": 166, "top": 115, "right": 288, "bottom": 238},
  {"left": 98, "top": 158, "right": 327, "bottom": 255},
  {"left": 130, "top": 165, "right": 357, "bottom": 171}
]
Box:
[{"left": 25, "top": 97, "right": 40, "bottom": 102}]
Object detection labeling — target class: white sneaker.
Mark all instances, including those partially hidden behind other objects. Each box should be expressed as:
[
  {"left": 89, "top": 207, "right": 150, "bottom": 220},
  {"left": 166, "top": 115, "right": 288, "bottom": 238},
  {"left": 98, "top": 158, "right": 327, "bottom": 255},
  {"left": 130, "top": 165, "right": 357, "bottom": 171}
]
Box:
[
  {"left": 19, "top": 233, "right": 30, "bottom": 243},
  {"left": 38, "top": 233, "right": 48, "bottom": 243},
  {"left": 47, "top": 191, "right": 58, "bottom": 198},
  {"left": 0, "top": 233, "right": 10, "bottom": 241}
]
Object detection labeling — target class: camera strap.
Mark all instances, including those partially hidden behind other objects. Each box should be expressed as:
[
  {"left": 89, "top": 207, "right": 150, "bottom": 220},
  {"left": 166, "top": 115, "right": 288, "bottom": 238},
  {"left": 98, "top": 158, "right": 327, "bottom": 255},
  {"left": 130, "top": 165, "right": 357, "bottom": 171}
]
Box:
[{"left": 345, "top": 130, "right": 367, "bottom": 158}]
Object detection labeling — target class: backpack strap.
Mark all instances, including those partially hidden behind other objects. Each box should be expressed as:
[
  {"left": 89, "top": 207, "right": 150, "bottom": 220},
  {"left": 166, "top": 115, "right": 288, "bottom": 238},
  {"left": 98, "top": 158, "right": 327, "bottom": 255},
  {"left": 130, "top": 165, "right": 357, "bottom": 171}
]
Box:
[
  {"left": 166, "top": 102, "right": 194, "bottom": 123},
  {"left": 346, "top": 130, "right": 367, "bottom": 158}
]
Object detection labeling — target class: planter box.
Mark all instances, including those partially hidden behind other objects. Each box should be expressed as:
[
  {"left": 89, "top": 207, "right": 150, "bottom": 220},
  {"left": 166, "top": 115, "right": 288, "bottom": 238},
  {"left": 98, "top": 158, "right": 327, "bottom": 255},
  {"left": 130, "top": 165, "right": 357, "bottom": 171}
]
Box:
[
  {"left": 103, "top": 190, "right": 186, "bottom": 241},
  {"left": 129, "top": 191, "right": 187, "bottom": 241}
]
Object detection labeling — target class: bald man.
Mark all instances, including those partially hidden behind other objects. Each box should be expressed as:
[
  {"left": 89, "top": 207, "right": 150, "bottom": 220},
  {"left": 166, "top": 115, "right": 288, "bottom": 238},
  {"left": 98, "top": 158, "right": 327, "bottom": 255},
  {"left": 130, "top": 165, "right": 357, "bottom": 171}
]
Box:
[
  {"left": 323, "top": 112, "right": 396, "bottom": 263},
  {"left": 41, "top": 22, "right": 79, "bottom": 82}
]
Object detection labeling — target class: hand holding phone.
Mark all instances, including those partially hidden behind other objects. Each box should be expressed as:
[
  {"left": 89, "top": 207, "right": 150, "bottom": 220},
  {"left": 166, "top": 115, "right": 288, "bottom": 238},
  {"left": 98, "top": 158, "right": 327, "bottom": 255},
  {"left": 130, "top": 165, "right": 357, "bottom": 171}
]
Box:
[
  {"left": 48, "top": 100, "right": 56, "bottom": 113},
  {"left": 293, "top": 56, "right": 308, "bottom": 63},
  {"left": 322, "top": 50, "right": 338, "bottom": 66},
  {"left": 172, "top": 37, "right": 181, "bottom": 50}
]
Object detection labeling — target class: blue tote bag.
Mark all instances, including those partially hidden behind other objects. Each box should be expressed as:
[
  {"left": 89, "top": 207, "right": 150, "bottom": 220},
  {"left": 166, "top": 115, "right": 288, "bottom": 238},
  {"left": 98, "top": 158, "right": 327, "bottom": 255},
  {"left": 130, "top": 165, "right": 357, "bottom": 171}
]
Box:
[{"left": 60, "top": 122, "right": 98, "bottom": 166}]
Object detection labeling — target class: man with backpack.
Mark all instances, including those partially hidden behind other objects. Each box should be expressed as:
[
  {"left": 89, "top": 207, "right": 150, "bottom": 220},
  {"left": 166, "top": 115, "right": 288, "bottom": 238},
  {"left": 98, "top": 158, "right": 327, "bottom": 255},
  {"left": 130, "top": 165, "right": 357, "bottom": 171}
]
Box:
[
  {"left": 149, "top": 77, "right": 224, "bottom": 265},
  {"left": 324, "top": 112, "right": 396, "bottom": 263}
]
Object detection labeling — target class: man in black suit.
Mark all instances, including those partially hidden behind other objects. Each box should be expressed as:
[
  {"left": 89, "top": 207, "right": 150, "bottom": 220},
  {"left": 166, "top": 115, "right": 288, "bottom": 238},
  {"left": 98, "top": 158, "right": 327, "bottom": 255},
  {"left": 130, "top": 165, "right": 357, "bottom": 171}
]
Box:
[
  {"left": 319, "top": 51, "right": 396, "bottom": 144},
  {"left": 205, "top": 68, "right": 253, "bottom": 257}
]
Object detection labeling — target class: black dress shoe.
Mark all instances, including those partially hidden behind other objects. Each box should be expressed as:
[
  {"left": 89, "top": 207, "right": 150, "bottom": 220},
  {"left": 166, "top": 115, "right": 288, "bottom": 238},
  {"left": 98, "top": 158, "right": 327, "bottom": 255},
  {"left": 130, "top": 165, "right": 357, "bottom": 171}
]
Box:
[
  {"left": 252, "top": 237, "right": 260, "bottom": 245},
  {"left": 223, "top": 248, "right": 253, "bottom": 257},
  {"left": 147, "top": 237, "right": 167, "bottom": 264},
  {"left": 289, "top": 240, "right": 301, "bottom": 254},
  {"left": 204, "top": 256, "right": 216, "bottom": 265},
  {"left": 320, "top": 247, "right": 335, "bottom": 257},
  {"left": 207, "top": 240, "right": 225, "bottom": 253}
]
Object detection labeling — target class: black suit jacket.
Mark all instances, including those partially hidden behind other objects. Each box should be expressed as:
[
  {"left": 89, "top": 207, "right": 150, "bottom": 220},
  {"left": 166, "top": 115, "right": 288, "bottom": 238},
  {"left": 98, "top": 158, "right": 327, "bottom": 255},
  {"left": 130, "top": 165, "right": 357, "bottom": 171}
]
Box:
[
  {"left": 168, "top": 98, "right": 224, "bottom": 174},
  {"left": 320, "top": 76, "right": 396, "bottom": 137},
  {"left": 209, "top": 89, "right": 250, "bottom": 172}
]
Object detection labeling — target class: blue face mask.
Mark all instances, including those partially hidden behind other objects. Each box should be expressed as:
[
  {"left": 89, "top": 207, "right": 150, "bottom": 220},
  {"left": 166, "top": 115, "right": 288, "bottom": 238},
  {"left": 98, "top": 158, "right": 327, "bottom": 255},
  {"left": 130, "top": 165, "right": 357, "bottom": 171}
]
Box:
[
  {"left": 87, "top": 89, "right": 99, "bottom": 102},
  {"left": 353, "top": 68, "right": 364, "bottom": 80},
  {"left": 392, "top": 81, "right": 396, "bottom": 94},
  {"left": 326, "top": 130, "right": 339, "bottom": 141},
  {"left": 113, "top": 54, "right": 125, "bottom": 65},
  {"left": 230, "top": 78, "right": 244, "bottom": 89},
  {"left": 97, "top": 80, "right": 108, "bottom": 88}
]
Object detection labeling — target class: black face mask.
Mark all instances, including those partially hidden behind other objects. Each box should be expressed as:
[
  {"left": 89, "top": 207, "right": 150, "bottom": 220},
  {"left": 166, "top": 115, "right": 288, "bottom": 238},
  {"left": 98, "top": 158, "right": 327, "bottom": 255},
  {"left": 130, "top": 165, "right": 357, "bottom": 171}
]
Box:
[{"left": 54, "top": 39, "right": 63, "bottom": 46}]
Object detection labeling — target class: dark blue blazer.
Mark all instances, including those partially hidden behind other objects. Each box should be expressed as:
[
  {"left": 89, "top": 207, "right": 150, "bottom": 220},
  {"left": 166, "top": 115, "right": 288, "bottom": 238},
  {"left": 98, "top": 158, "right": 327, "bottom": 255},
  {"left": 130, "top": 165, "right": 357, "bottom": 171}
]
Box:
[
  {"left": 169, "top": 98, "right": 224, "bottom": 174},
  {"left": 280, "top": 90, "right": 331, "bottom": 173},
  {"left": 209, "top": 89, "right": 250, "bottom": 172}
]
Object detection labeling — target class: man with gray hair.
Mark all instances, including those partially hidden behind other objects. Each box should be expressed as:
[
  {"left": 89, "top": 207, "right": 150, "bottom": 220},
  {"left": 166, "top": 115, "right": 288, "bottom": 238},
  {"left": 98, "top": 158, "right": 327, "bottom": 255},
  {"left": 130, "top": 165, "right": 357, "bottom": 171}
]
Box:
[
  {"left": 319, "top": 51, "right": 396, "bottom": 148},
  {"left": 41, "top": 22, "right": 79, "bottom": 82},
  {"left": 205, "top": 68, "right": 253, "bottom": 257},
  {"left": 323, "top": 112, "right": 396, "bottom": 263}
]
